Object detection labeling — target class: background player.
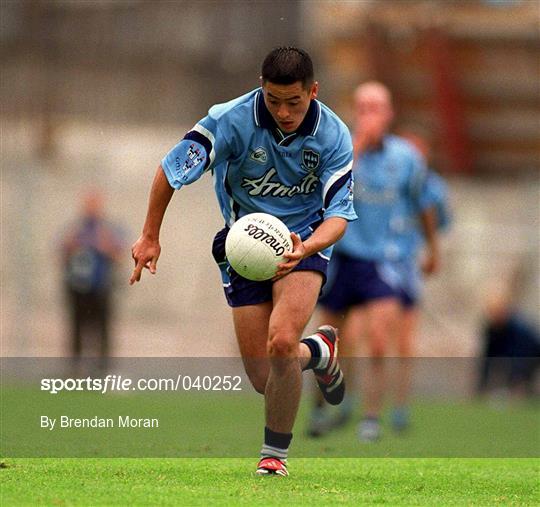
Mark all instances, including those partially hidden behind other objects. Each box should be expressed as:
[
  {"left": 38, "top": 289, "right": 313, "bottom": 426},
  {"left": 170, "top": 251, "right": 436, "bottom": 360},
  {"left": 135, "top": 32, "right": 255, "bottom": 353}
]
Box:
[
  {"left": 386, "top": 128, "right": 452, "bottom": 431},
  {"left": 130, "top": 47, "right": 356, "bottom": 476},
  {"left": 310, "top": 82, "right": 440, "bottom": 441}
]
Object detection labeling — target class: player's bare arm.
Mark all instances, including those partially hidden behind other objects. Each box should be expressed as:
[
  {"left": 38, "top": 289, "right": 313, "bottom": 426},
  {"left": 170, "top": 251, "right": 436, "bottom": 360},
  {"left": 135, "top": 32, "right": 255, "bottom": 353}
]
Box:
[
  {"left": 419, "top": 206, "right": 440, "bottom": 275},
  {"left": 274, "top": 217, "right": 348, "bottom": 278},
  {"left": 130, "top": 165, "right": 174, "bottom": 285}
]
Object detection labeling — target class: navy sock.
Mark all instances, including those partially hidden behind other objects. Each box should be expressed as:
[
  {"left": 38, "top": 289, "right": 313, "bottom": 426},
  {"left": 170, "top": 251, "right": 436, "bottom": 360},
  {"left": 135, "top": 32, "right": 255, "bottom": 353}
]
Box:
[
  {"left": 301, "top": 334, "right": 331, "bottom": 371},
  {"left": 301, "top": 337, "right": 319, "bottom": 370},
  {"left": 260, "top": 426, "right": 292, "bottom": 461}
]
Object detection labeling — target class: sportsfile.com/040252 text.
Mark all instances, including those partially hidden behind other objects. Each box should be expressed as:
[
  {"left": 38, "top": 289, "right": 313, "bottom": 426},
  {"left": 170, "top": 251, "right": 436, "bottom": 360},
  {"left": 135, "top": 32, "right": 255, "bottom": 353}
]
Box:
[{"left": 40, "top": 375, "right": 243, "bottom": 394}]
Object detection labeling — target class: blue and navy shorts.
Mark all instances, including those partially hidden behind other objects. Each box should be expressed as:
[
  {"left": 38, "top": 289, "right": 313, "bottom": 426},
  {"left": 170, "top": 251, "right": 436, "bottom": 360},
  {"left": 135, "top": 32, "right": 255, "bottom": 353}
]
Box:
[
  {"left": 397, "top": 287, "right": 417, "bottom": 309},
  {"left": 318, "top": 252, "right": 400, "bottom": 313},
  {"left": 212, "top": 227, "right": 329, "bottom": 308},
  {"left": 378, "top": 258, "right": 422, "bottom": 309}
]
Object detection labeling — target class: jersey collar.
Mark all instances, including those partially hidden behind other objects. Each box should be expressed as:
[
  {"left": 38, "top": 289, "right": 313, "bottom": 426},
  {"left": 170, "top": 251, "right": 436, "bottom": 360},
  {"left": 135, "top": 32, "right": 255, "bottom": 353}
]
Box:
[{"left": 254, "top": 89, "right": 321, "bottom": 138}]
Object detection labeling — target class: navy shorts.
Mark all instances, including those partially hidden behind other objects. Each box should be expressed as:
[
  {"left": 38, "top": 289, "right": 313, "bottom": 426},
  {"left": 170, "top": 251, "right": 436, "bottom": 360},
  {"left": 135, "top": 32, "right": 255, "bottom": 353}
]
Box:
[
  {"left": 318, "top": 252, "right": 398, "bottom": 312},
  {"left": 212, "top": 227, "right": 329, "bottom": 308},
  {"left": 378, "top": 259, "right": 422, "bottom": 309},
  {"left": 398, "top": 288, "right": 417, "bottom": 308}
]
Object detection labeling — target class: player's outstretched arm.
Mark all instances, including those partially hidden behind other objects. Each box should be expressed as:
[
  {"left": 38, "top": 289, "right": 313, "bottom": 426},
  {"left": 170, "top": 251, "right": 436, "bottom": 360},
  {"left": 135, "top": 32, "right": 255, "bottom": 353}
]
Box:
[
  {"left": 274, "top": 217, "right": 348, "bottom": 279},
  {"left": 130, "top": 165, "right": 174, "bottom": 285}
]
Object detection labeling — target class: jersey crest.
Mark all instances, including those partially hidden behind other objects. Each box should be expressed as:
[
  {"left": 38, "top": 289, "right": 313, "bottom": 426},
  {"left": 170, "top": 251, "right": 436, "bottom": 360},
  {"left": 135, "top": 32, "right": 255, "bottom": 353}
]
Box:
[{"left": 302, "top": 149, "right": 320, "bottom": 170}]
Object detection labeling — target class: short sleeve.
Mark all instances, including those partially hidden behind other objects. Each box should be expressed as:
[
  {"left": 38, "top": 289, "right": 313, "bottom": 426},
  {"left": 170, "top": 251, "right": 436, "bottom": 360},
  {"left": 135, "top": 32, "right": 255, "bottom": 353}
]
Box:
[
  {"left": 320, "top": 131, "right": 357, "bottom": 222},
  {"left": 161, "top": 113, "right": 233, "bottom": 190},
  {"left": 407, "top": 147, "right": 429, "bottom": 213}
]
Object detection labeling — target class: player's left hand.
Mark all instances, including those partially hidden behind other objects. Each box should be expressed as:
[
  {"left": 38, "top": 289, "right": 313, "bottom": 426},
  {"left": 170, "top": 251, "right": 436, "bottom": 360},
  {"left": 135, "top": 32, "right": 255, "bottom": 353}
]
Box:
[
  {"left": 421, "top": 249, "right": 440, "bottom": 276},
  {"left": 272, "top": 232, "right": 305, "bottom": 280}
]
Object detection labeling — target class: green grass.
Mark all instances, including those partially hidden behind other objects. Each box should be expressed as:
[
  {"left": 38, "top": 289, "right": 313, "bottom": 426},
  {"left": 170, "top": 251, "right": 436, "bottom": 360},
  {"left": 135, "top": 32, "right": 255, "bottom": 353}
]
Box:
[
  {"left": 2, "top": 386, "right": 539, "bottom": 457},
  {"left": 2, "top": 380, "right": 539, "bottom": 504},
  {"left": 1, "top": 458, "right": 539, "bottom": 505}
]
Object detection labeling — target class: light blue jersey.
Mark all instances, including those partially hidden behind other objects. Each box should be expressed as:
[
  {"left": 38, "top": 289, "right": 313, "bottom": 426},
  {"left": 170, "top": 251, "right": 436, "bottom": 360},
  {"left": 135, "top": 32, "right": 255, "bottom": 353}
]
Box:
[
  {"left": 380, "top": 168, "right": 451, "bottom": 304},
  {"left": 336, "top": 134, "right": 428, "bottom": 262},
  {"left": 425, "top": 170, "right": 451, "bottom": 232},
  {"left": 161, "top": 88, "right": 356, "bottom": 258},
  {"left": 391, "top": 169, "right": 452, "bottom": 260}
]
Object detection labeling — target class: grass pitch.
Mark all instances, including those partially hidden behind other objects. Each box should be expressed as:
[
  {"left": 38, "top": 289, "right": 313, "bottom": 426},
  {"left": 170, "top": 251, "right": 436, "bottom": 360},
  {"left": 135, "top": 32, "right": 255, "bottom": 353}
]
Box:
[
  {"left": 3, "top": 386, "right": 538, "bottom": 457},
  {"left": 1, "top": 457, "right": 539, "bottom": 505},
  {"left": 2, "top": 382, "right": 539, "bottom": 504}
]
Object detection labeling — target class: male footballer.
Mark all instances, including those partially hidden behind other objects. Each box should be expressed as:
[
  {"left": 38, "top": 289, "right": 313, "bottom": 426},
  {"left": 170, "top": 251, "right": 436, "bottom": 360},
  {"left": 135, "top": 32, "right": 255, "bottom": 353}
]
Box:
[
  {"left": 130, "top": 47, "right": 356, "bottom": 476},
  {"left": 313, "top": 82, "right": 441, "bottom": 441}
]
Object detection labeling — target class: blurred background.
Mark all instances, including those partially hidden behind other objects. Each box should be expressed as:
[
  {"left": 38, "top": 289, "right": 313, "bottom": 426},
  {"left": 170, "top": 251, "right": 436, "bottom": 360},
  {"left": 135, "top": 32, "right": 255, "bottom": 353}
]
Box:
[{"left": 1, "top": 0, "right": 538, "bottom": 371}]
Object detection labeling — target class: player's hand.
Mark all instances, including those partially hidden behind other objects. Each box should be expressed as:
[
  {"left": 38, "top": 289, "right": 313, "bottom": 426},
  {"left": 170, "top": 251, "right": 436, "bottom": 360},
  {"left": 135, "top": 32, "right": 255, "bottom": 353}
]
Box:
[
  {"left": 129, "top": 235, "right": 161, "bottom": 285},
  {"left": 272, "top": 232, "right": 305, "bottom": 280},
  {"left": 421, "top": 249, "right": 440, "bottom": 276}
]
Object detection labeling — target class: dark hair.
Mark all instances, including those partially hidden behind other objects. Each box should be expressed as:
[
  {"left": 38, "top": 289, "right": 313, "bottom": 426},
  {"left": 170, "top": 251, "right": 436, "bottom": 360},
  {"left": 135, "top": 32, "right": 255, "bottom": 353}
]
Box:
[{"left": 261, "top": 47, "right": 314, "bottom": 88}]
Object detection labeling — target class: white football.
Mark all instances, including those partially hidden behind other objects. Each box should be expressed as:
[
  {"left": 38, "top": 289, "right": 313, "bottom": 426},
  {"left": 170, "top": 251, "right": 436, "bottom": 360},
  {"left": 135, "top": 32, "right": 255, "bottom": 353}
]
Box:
[{"left": 225, "top": 213, "right": 293, "bottom": 281}]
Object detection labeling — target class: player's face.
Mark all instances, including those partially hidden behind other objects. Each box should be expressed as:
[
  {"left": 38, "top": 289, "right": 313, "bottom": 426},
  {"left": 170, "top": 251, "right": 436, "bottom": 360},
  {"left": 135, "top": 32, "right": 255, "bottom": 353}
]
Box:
[
  {"left": 262, "top": 80, "right": 318, "bottom": 133},
  {"left": 355, "top": 89, "right": 393, "bottom": 143}
]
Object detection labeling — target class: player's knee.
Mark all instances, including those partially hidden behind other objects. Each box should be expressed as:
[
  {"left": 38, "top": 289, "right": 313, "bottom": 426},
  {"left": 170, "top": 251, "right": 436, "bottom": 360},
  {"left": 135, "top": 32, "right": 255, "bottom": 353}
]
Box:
[
  {"left": 267, "top": 329, "right": 298, "bottom": 359},
  {"left": 367, "top": 327, "right": 390, "bottom": 356},
  {"left": 369, "top": 341, "right": 386, "bottom": 358}
]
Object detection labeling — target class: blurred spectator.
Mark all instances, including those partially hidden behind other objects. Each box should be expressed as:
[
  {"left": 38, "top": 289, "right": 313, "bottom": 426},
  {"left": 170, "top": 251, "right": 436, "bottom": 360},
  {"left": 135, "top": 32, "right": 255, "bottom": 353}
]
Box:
[
  {"left": 477, "top": 290, "right": 540, "bottom": 398},
  {"left": 61, "top": 190, "right": 125, "bottom": 367}
]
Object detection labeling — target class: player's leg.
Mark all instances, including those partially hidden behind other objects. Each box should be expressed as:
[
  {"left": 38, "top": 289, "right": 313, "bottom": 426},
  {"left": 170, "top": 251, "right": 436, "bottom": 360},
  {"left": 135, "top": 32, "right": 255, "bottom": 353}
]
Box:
[
  {"left": 391, "top": 305, "right": 418, "bottom": 432},
  {"left": 332, "top": 304, "right": 363, "bottom": 426},
  {"left": 305, "top": 253, "right": 349, "bottom": 436},
  {"left": 396, "top": 306, "right": 417, "bottom": 358},
  {"left": 391, "top": 262, "right": 422, "bottom": 431},
  {"left": 213, "top": 224, "right": 275, "bottom": 394},
  {"left": 305, "top": 306, "right": 343, "bottom": 436},
  {"left": 96, "top": 293, "right": 111, "bottom": 372},
  {"left": 232, "top": 302, "right": 273, "bottom": 394},
  {"left": 307, "top": 304, "right": 363, "bottom": 436},
  {"left": 256, "top": 271, "right": 322, "bottom": 475},
  {"left": 67, "top": 289, "right": 84, "bottom": 376},
  {"left": 265, "top": 270, "right": 323, "bottom": 432},
  {"left": 359, "top": 297, "right": 400, "bottom": 441},
  {"left": 69, "top": 290, "right": 84, "bottom": 357}
]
